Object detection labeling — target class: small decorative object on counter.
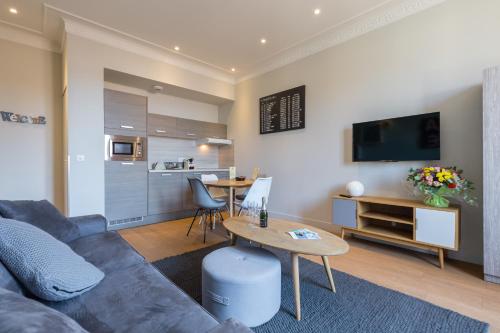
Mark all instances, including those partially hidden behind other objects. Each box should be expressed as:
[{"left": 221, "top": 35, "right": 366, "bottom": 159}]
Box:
[
  {"left": 259, "top": 197, "right": 268, "bottom": 228},
  {"left": 407, "top": 166, "right": 477, "bottom": 208},
  {"left": 229, "top": 166, "right": 236, "bottom": 180},
  {"left": 346, "top": 181, "right": 365, "bottom": 197}
]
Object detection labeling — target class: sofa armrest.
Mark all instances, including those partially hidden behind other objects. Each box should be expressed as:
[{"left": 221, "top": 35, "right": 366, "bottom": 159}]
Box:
[
  {"left": 207, "top": 319, "right": 253, "bottom": 333},
  {"left": 68, "top": 215, "right": 107, "bottom": 237}
]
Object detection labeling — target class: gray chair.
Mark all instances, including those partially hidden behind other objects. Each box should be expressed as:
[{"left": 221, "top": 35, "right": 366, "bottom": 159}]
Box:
[{"left": 187, "top": 177, "right": 227, "bottom": 243}]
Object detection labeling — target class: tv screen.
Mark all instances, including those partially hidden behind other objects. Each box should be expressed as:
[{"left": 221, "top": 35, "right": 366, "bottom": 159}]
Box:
[{"left": 352, "top": 112, "right": 440, "bottom": 162}]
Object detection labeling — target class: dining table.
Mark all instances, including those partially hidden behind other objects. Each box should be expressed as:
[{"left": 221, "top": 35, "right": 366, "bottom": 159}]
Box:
[{"left": 204, "top": 179, "right": 253, "bottom": 217}]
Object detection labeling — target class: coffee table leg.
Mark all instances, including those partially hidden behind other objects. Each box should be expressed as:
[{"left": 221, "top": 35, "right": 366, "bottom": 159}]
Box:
[
  {"left": 322, "top": 256, "right": 336, "bottom": 293},
  {"left": 291, "top": 253, "right": 301, "bottom": 320}
]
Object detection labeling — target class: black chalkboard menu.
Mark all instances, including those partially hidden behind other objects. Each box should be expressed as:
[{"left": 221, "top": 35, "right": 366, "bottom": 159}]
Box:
[{"left": 260, "top": 85, "right": 305, "bottom": 134}]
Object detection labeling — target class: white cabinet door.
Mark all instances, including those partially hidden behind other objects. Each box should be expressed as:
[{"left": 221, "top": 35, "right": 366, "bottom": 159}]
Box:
[{"left": 415, "top": 208, "right": 457, "bottom": 249}]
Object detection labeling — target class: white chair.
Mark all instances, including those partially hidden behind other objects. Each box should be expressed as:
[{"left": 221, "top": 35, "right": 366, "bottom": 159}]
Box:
[
  {"left": 237, "top": 177, "right": 272, "bottom": 216},
  {"left": 201, "top": 174, "right": 228, "bottom": 199}
]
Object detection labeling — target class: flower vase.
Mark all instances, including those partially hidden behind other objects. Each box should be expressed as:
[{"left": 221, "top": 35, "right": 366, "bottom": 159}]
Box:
[{"left": 424, "top": 193, "right": 450, "bottom": 208}]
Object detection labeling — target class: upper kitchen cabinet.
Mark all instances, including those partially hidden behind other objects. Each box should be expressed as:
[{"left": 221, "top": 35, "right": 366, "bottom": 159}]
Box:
[
  {"left": 104, "top": 89, "right": 147, "bottom": 136},
  {"left": 205, "top": 122, "right": 227, "bottom": 139},
  {"left": 176, "top": 118, "right": 205, "bottom": 139},
  {"left": 148, "top": 114, "right": 177, "bottom": 137}
]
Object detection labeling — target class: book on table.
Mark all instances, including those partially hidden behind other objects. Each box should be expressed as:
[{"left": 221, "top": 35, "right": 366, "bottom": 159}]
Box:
[{"left": 288, "top": 228, "right": 321, "bottom": 240}]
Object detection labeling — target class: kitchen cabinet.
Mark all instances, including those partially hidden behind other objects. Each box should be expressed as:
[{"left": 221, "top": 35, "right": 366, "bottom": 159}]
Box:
[
  {"left": 104, "top": 89, "right": 147, "bottom": 135},
  {"left": 147, "top": 114, "right": 177, "bottom": 137},
  {"left": 176, "top": 118, "right": 205, "bottom": 139},
  {"left": 148, "top": 172, "right": 183, "bottom": 215},
  {"left": 205, "top": 123, "right": 227, "bottom": 139},
  {"left": 415, "top": 208, "right": 458, "bottom": 249},
  {"left": 105, "top": 161, "right": 148, "bottom": 222}
]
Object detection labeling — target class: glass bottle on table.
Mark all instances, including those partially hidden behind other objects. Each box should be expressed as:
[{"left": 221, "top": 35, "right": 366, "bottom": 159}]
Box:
[{"left": 259, "top": 197, "right": 268, "bottom": 228}]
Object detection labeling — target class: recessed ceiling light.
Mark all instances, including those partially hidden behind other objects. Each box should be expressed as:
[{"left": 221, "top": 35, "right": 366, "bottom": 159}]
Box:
[
  {"left": 313, "top": 8, "right": 321, "bottom": 15},
  {"left": 174, "top": 46, "right": 180, "bottom": 51},
  {"left": 231, "top": 68, "right": 236, "bottom": 72},
  {"left": 260, "top": 38, "right": 267, "bottom": 44},
  {"left": 9, "top": 7, "right": 18, "bottom": 14}
]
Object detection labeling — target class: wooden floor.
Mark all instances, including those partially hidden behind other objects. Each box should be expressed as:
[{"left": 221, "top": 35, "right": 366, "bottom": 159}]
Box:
[{"left": 120, "top": 216, "right": 500, "bottom": 332}]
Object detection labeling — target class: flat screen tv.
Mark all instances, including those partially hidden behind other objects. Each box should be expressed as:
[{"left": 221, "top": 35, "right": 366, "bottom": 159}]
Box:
[{"left": 352, "top": 112, "right": 440, "bottom": 162}]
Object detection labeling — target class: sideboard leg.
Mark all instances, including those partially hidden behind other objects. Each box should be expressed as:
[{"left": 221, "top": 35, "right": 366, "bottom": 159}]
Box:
[
  {"left": 438, "top": 248, "right": 445, "bottom": 269},
  {"left": 341, "top": 228, "right": 345, "bottom": 240}
]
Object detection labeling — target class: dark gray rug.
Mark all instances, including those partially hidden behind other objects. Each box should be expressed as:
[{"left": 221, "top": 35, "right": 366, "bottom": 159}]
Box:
[{"left": 153, "top": 241, "right": 488, "bottom": 333}]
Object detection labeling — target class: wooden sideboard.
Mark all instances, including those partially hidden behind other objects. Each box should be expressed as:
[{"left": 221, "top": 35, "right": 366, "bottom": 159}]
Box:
[{"left": 332, "top": 195, "right": 460, "bottom": 269}]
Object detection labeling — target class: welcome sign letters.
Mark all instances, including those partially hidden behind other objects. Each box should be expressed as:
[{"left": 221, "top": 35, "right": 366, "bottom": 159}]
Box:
[{"left": 0, "top": 111, "right": 46, "bottom": 125}]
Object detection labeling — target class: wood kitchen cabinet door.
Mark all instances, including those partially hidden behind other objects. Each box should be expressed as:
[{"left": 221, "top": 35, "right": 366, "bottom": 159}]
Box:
[
  {"left": 104, "top": 89, "right": 147, "bottom": 135},
  {"left": 205, "top": 123, "right": 227, "bottom": 139},
  {"left": 176, "top": 118, "right": 205, "bottom": 139},
  {"left": 105, "top": 161, "right": 148, "bottom": 222},
  {"left": 148, "top": 172, "right": 183, "bottom": 215},
  {"left": 148, "top": 114, "right": 177, "bottom": 137}
]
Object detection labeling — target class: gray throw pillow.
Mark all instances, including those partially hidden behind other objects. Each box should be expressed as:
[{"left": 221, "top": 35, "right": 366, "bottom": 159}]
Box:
[
  {"left": 0, "top": 287, "right": 88, "bottom": 333},
  {"left": 0, "top": 200, "right": 80, "bottom": 243},
  {"left": 0, "top": 218, "right": 105, "bottom": 301}
]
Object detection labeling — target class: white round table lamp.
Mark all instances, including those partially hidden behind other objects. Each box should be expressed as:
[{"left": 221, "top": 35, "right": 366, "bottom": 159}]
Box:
[{"left": 346, "top": 181, "right": 365, "bottom": 197}]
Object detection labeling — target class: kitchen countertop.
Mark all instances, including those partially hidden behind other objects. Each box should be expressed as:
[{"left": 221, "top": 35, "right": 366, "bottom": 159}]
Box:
[{"left": 148, "top": 168, "right": 229, "bottom": 173}]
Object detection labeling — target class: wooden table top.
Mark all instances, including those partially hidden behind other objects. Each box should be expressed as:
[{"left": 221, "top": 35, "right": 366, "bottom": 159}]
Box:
[
  {"left": 204, "top": 179, "right": 254, "bottom": 188},
  {"left": 223, "top": 216, "right": 349, "bottom": 256}
]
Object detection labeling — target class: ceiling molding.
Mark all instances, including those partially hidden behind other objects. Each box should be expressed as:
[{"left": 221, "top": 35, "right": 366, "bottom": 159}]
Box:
[
  {"left": 237, "top": 0, "right": 447, "bottom": 83},
  {"left": 44, "top": 5, "right": 236, "bottom": 85},
  {"left": 0, "top": 20, "right": 58, "bottom": 52}
]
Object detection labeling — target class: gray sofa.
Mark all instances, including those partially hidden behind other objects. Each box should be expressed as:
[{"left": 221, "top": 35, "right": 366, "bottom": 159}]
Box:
[{"left": 0, "top": 200, "right": 252, "bottom": 333}]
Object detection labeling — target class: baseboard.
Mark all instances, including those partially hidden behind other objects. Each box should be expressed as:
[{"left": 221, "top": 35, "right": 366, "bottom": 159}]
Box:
[{"left": 484, "top": 274, "right": 500, "bottom": 284}]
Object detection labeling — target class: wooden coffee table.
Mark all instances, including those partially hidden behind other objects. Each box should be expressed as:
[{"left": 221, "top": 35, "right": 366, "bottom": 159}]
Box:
[{"left": 223, "top": 216, "right": 349, "bottom": 320}]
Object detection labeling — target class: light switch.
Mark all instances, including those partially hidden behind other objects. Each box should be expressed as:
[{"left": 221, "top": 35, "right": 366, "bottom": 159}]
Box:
[{"left": 76, "top": 155, "right": 85, "bottom": 162}]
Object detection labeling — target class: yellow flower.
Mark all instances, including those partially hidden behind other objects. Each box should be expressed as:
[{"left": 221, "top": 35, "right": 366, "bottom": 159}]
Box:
[
  {"left": 438, "top": 177, "right": 445, "bottom": 182},
  {"left": 429, "top": 167, "right": 435, "bottom": 171},
  {"left": 436, "top": 172, "right": 443, "bottom": 178},
  {"left": 444, "top": 175, "right": 452, "bottom": 180}
]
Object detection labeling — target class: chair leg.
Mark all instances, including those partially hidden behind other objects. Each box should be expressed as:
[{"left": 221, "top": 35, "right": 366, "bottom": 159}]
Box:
[
  {"left": 203, "top": 211, "right": 209, "bottom": 243},
  {"left": 186, "top": 208, "right": 200, "bottom": 237},
  {"left": 238, "top": 207, "right": 244, "bottom": 216},
  {"left": 218, "top": 209, "right": 224, "bottom": 222}
]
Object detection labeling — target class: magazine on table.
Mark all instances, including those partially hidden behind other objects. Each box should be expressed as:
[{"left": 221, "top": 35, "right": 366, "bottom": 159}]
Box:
[{"left": 288, "top": 228, "right": 321, "bottom": 240}]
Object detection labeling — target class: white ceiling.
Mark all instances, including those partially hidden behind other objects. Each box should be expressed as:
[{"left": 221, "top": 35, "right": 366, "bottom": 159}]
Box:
[{"left": 0, "top": 0, "right": 445, "bottom": 81}]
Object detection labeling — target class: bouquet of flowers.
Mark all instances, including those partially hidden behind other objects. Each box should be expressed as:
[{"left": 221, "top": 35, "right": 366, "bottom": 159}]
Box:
[{"left": 407, "top": 166, "right": 477, "bottom": 208}]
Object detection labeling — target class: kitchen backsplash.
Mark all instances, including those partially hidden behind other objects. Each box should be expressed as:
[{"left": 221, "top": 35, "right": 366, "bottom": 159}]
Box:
[{"left": 148, "top": 136, "right": 219, "bottom": 169}]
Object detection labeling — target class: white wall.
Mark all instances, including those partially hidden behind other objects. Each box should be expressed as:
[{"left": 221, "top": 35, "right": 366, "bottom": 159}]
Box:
[
  {"left": 64, "top": 33, "right": 234, "bottom": 217},
  {"left": 103, "top": 82, "right": 219, "bottom": 122},
  {"left": 228, "top": 0, "right": 500, "bottom": 264},
  {"left": 0, "top": 39, "right": 63, "bottom": 210}
]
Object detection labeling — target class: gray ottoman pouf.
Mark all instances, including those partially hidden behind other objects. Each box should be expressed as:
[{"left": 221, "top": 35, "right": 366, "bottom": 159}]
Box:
[{"left": 202, "top": 246, "right": 281, "bottom": 327}]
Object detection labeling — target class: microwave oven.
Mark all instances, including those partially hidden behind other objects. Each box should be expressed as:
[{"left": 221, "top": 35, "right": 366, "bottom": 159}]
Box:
[{"left": 105, "top": 135, "right": 147, "bottom": 161}]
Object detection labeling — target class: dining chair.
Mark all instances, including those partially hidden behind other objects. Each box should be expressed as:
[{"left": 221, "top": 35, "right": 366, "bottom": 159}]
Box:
[
  {"left": 236, "top": 177, "right": 273, "bottom": 216},
  {"left": 235, "top": 167, "right": 261, "bottom": 202},
  {"left": 201, "top": 174, "right": 228, "bottom": 199},
  {"left": 186, "top": 177, "right": 227, "bottom": 243}
]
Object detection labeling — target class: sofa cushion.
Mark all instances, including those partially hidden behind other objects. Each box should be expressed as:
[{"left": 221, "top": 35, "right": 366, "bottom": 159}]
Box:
[
  {"left": 45, "top": 263, "right": 220, "bottom": 333},
  {"left": 0, "top": 287, "right": 88, "bottom": 333},
  {"left": 0, "top": 200, "right": 80, "bottom": 243},
  {"left": 68, "top": 232, "right": 144, "bottom": 274},
  {"left": 0, "top": 218, "right": 104, "bottom": 301},
  {"left": 0, "top": 260, "right": 24, "bottom": 294}
]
